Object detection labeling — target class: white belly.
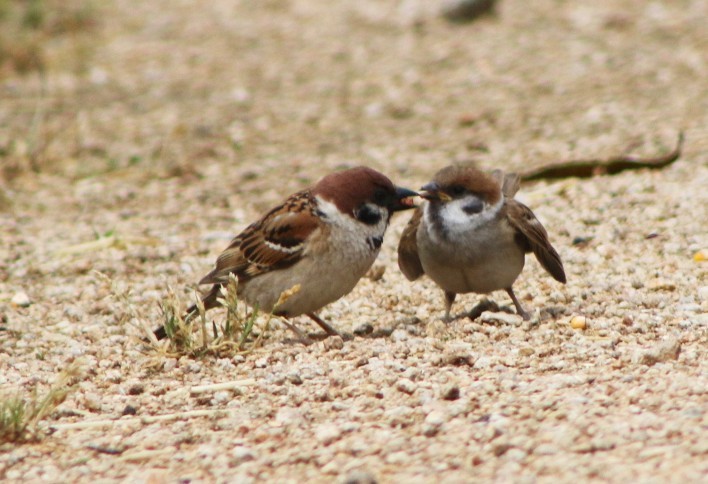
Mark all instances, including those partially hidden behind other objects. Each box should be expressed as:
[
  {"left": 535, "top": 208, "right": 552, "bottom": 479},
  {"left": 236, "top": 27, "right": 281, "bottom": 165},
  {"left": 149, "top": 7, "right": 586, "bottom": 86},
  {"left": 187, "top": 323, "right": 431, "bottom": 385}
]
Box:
[
  {"left": 239, "top": 245, "right": 378, "bottom": 316},
  {"left": 418, "top": 218, "right": 525, "bottom": 294}
]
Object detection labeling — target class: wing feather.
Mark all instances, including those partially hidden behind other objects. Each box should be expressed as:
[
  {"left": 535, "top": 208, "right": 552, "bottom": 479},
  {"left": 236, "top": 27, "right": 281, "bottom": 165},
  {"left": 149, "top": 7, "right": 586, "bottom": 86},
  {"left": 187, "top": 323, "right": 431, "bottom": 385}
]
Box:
[
  {"left": 506, "top": 199, "right": 566, "bottom": 283},
  {"left": 397, "top": 207, "right": 425, "bottom": 281},
  {"left": 199, "top": 191, "right": 321, "bottom": 285}
]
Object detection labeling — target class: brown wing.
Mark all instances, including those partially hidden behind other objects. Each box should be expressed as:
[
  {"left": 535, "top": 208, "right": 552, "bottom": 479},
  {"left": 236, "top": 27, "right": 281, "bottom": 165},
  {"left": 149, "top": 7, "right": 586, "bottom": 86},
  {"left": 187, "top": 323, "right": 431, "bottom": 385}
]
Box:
[
  {"left": 397, "top": 207, "right": 425, "bottom": 281},
  {"left": 199, "top": 191, "right": 322, "bottom": 285},
  {"left": 506, "top": 199, "right": 566, "bottom": 283}
]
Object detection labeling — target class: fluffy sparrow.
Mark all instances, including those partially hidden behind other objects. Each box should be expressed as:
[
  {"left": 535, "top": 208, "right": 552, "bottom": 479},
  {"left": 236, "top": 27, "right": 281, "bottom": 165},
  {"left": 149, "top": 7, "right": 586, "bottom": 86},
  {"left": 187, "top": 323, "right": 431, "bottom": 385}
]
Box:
[
  {"left": 398, "top": 164, "right": 566, "bottom": 321},
  {"left": 154, "top": 166, "right": 416, "bottom": 341}
]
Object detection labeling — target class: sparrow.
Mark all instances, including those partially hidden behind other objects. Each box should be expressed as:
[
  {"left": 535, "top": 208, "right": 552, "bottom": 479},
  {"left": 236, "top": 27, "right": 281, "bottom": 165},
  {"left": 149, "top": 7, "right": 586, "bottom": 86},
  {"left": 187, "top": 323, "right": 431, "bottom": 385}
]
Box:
[
  {"left": 153, "top": 166, "right": 417, "bottom": 341},
  {"left": 397, "top": 164, "right": 566, "bottom": 321}
]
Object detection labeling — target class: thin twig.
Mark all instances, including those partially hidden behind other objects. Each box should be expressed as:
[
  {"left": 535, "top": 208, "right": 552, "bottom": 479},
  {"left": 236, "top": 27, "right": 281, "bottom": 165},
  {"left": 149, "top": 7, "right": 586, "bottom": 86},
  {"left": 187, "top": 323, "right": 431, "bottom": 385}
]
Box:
[
  {"left": 50, "top": 409, "right": 233, "bottom": 431},
  {"left": 520, "top": 131, "right": 684, "bottom": 181},
  {"left": 189, "top": 379, "right": 256, "bottom": 395}
]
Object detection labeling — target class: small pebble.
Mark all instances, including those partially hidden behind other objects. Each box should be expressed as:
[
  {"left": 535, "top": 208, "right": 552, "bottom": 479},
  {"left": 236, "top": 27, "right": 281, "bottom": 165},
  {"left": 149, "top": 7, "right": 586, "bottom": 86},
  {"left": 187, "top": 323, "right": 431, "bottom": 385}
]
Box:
[
  {"left": 231, "top": 446, "right": 256, "bottom": 464},
  {"left": 480, "top": 311, "right": 523, "bottom": 326},
  {"left": 442, "top": 0, "right": 496, "bottom": 22},
  {"left": 213, "top": 391, "right": 231, "bottom": 404},
  {"left": 635, "top": 338, "right": 681, "bottom": 366},
  {"left": 127, "top": 384, "right": 144, "bottom": 396},
  {"left": 441, "top": 384, "right": 460, "bottom": 401},
  {"left": 324, "top": 336, "right": 344, "bottom": 350},
  {"left": 353, "top": 322, "right": 374, "bottom": 336},
  {"left": 697, "top": 286, "right": 708, "bottom": 302},
  {"left": 122, "top": 405, "right": 137, "bottom": 416},
  {"left": 163, "top": 359, "right": 177, "bottom": 371},
  {"left": 396, "top": 378, "right": 416, "bottom": 395},
  {"left": 341, "top": 470, "right": 378, "bottom": 484},
  {"left": 83, "top": 393, "right": 102, "bottom": 412},
  {"left": 315, "top": 423, "right": 342, "bottom": 445},
  {"left": 11, "top": 291, "right": 31, "bottom": 307}
]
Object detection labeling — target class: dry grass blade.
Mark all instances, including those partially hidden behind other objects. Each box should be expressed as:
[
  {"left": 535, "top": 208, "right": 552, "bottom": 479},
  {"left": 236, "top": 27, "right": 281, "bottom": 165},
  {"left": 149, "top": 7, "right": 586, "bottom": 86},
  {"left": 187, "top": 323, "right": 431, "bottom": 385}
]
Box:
[
  {"left": 0, "top": 362, "right": 83, "bottom": 444},
  {"left": 141, "top": 276, "right": 301, "bottom": 359}
]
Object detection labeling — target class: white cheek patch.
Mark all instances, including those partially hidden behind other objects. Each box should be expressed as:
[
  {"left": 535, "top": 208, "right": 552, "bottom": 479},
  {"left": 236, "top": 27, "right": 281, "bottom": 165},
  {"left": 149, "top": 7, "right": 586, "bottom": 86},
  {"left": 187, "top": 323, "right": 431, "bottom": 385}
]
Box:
[
  {"left": 425, "top": 195, "right": 504, "bottom": 239},
  {"left": 316, "top": 197, "right": 389, "bottom": 240}
]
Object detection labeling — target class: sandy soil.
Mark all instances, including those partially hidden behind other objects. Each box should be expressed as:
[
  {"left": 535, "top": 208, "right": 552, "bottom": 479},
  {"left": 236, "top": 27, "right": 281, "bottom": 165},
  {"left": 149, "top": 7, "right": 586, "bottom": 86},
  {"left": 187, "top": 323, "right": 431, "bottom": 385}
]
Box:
[{"left": 1, "top": 0, "right": 706, "bottom": 482}]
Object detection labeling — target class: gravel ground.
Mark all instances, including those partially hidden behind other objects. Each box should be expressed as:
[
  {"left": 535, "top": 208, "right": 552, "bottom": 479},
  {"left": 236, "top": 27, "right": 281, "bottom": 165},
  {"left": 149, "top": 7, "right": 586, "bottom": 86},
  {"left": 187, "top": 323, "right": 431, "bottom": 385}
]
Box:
[{"left": 1, "top": 0, "right": 707, "bottom": 482}]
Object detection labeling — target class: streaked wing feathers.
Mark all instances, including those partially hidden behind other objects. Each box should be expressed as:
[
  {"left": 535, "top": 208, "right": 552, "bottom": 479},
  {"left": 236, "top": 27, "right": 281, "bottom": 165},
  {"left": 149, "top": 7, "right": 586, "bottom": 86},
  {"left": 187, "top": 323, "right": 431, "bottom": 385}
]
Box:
[
  {"left": 199, "top": 191, "right": 321, "bottom": 285},
  {"left": 506, "top": 199, "right": 566, "bottom": 283}
]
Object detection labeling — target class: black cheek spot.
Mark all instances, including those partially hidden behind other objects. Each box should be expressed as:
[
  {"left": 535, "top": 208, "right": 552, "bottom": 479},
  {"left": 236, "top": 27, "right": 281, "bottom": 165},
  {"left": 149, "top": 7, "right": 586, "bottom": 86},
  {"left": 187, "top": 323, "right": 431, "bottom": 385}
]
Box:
[
  {"left": 462, "top": 199, "right": 484, "bottom": 215},
  {"left": 356, "top": 205, "right": 382, "bottom": 226}
]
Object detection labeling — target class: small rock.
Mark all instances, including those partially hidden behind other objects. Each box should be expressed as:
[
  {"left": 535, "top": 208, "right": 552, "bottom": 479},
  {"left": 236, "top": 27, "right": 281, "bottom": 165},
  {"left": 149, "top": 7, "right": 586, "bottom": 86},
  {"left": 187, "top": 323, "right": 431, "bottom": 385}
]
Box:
[
  {"left": 425, "top": 410, "right": 447, "bottom": 427},
  {"left": 324, "top": 336, "right": 344, "bottom": 351},
  {"left": 492, "top": 442, "right": 512, "bottom": 457},
  {"left": 341, "top": 470, "right": 378, "bottom": 484},
  {"left": 570, "top": 315, "right": 587, "bottom": 330},
  {"left": 315, "top": 423, "right": 342, "bottom": 445},
  {"left": 423, "top": 410, "right": 447, "bottom": 437},
  {"left": 635, "top": 338, "right": 681, "bottom": 366},
  {"left": 231, "top": 446, "right": 256, "bottom": 464},
  {"left": 127, "top": 384, "right": 144, "bottom": 396},
  {"left": 11, "top": 291, "right": 30, "bottom": 307},
  {"left": 122, "top": 405, "right": 137, "bottom": 416},
  {"left": 213, "top": 391, "right": 231, "bottom": 404},
  {"left": 442, "top": 0, "right": 496, "bottom": 22},
  {"left": 443, "top": 343, "right": 475, "bottom": 366},
  {"left": 287, "top": 372, "right": 303, "bottom": 385},
  {"left": 480, "top": 311, "right": 523, "bottom": 326},
  {"left": 83, "top": 393, "right": 102, "bottom": 412},
  {"left": 441, "top": 384, "right": 460, "bottom": 401},
  {"left": 473, "top": 356, "right": 492, "bottom": 369},
  {"left": 163, "top": 359, "right": 177, "bottom": 371},
  {"left": 518, "top": 347, "right": 535, "bottom": 356},
  {"left": 697, "top": 286, "right": 708, "bottom": 302},
  {"left": 648, "top": 278, "right": 676, "bottom": 291},
  {"left": 390, "top": 329, "right": 409, "bottom": 342},
  {"left": 353, "top": 322, "right": 374, "bottom": 336},
  {"left": 396, "top": 378, "right": 416, "bottom": 395}
]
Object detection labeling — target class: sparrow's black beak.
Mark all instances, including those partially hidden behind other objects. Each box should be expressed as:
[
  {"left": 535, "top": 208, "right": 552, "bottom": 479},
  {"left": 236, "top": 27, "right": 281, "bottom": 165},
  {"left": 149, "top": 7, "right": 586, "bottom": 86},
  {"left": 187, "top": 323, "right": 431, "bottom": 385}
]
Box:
[
  {"left": 420, "top": 182, "right": 451, "bottom": 202},
  {"left": 391, "top": 186, "right": 418, "bottom": 211}
]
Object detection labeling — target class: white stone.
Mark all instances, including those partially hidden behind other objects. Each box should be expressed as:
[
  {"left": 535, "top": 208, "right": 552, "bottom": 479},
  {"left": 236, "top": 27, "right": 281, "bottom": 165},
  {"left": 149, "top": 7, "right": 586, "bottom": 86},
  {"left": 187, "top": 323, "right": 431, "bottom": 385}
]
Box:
[
  {"left": 315, "top": 423, "right": 342, "bottom": 445},
  {"left": 11, "top": 291, "right": 30, "bottom": 307}
]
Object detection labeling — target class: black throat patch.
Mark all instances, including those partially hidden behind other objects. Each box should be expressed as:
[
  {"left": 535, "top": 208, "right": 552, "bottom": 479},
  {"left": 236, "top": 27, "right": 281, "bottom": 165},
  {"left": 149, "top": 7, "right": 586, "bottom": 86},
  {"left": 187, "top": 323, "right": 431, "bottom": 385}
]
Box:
[{"left": 367, "top": 236, "right": 383, "bottom": 250}]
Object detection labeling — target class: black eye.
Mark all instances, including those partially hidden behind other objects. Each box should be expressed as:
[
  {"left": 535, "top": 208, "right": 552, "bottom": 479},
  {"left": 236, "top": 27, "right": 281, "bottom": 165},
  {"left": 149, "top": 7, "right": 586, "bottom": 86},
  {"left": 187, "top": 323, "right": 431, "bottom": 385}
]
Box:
[{"left": 356, "top": 204, "right": 382, "bottom": 225}]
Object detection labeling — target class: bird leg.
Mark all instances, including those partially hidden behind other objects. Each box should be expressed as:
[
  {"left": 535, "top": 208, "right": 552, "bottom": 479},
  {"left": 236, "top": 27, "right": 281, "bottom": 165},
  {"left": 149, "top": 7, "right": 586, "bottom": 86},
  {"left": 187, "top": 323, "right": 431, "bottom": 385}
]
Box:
[
  {"left": 279, "top": 319, "right": 314, "bottom": 345},
  {"left": 306, "top": 313, "right": 341, "bottom": 337},
  {"left": 505, "top": 287, "right": 530, "bottom": 321},
  {"left": 443, "top": 291, "right": 457, "bottom": 322}
]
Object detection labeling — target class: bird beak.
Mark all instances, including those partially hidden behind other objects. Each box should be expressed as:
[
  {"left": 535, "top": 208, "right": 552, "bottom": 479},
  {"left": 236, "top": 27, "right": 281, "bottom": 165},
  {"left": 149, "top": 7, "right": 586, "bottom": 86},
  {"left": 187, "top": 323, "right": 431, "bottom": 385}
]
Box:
[
  {"left": 392, "top": 186, "right": 419, "bottom": 211},
  {"left": 420, "top": 182, "right": 451, "bottom": 202}
]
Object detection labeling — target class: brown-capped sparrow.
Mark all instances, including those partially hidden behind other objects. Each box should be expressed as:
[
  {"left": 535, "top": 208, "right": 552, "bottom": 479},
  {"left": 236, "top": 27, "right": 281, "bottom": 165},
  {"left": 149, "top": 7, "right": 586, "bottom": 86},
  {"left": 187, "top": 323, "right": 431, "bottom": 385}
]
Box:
[
  {"left": 398, "top": 164, "right": 565, "bottom": 321},
  {"left": 153, "top": 166, "right": 416, "bottom": 342}
]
